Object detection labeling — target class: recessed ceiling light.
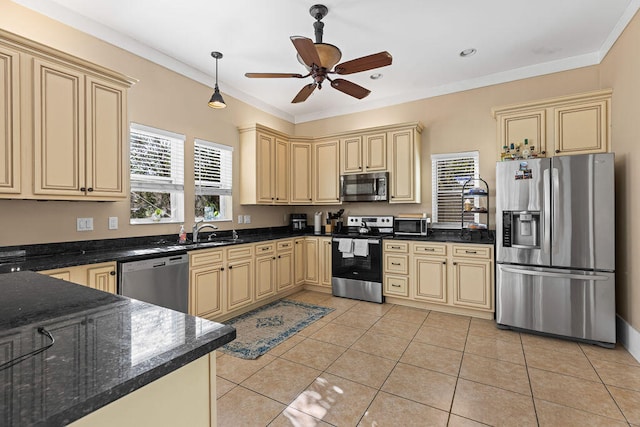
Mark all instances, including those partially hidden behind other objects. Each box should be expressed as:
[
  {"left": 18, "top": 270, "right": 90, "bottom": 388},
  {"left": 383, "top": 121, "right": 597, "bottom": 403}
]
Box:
[
  {"left": 370, "top": 73, "right": 383, "bottom": 80},
  {"left": 459, "top": 48, "right": 477, "bottom": 57}
]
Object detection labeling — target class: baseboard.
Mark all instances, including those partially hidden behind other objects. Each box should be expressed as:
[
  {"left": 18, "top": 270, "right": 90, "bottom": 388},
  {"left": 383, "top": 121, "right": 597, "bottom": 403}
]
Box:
[{"left": 616, "top": 314, "right": 640, "bottom": 363}]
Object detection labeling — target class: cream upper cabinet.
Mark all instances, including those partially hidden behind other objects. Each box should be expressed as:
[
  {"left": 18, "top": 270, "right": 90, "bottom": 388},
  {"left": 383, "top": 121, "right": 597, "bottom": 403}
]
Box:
[
  {"left": 0, "top": 44, "right": 20, "bottom": 194},
  {"left": 289, "top": 140, "right": 313, "bottom": 204},
  {"left": 313, "top": 139, "right": 340, "bottom": 205},
  {"left": 388, "top": 126, "right": 422, "bottom": 204},
  {"left": 33, "top": 60, "right": 127, "bottom": 199},
  {"left": 492, "top": 89, "right": 611, "bottom": 158},
  {"left": 0, "top": 29, "right": 133, "bottom": 201},
  {"left": 341, "top": 133, "right": 387, "bottom": 174},
  {"left": 240, "top": 125, "right": 289, "bottom": 205}
]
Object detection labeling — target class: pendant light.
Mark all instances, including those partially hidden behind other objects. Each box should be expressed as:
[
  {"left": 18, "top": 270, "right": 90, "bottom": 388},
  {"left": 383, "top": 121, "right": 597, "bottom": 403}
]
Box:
[{"left": 208, "top": 51, "right": 226, "bottom": 109}]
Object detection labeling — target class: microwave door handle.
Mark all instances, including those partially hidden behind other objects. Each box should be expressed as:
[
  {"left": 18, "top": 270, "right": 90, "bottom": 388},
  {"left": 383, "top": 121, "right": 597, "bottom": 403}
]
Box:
[{"left": 372, "top": 178, "right": 377, "bottom": 194}]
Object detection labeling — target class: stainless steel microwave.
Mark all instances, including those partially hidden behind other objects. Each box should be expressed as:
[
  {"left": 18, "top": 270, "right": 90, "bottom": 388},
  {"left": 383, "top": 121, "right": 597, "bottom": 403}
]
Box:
[
  {"left": 394, "top": 217, "right": 431, "bottom": 236},
  {"left": 340, "top": 172, "right": 388, "bottom": 202}
]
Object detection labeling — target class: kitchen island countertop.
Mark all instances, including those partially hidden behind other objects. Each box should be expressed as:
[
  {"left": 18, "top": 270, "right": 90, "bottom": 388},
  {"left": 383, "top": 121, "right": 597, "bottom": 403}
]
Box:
[{"left": 0, "top": 271, "right": 236, "bottom": 426}]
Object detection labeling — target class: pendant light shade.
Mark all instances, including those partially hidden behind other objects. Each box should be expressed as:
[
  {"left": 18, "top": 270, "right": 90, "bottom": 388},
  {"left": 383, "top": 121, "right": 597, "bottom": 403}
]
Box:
[{"left": 208, "top": 51, "right": 226, "bottom": 109}]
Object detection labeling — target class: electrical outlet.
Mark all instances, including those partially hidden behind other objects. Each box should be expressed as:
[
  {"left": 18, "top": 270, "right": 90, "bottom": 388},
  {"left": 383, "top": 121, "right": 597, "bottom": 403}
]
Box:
[
  {"left": 76, "top": 217, "right": 94, "bottom": 231},
  {"left": 108, "top": 217, "right": 118, "bottom": 230},
  {"left": 237, "top": 215, "right": 243, "bottom": 224},
  {"left": 243, "top": 215, "right": 251, "bottom": 224}
]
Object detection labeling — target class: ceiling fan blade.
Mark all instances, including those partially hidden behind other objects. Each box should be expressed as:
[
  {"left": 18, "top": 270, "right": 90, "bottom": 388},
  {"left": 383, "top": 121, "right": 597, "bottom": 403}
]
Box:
[
  {"left": 334, "top": 51, "right": 393, "bottom": 75},
  {"left": 292, "top": 83, "right": 317, "bottom": 103},
  {"left": 330, "top": 79, "right": 371, "bottom": 99},
  {"left": 290, "top": 36, "right": 321, "bottom": 68},
  {"left": 245, "top": 72, "right": 304, "bottom": 78}
]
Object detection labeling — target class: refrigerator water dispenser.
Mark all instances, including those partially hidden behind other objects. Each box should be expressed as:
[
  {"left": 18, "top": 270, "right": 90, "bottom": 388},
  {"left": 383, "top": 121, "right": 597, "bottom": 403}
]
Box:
[{"left": 502, "top": 211, "right": 540, "bottom": 248}]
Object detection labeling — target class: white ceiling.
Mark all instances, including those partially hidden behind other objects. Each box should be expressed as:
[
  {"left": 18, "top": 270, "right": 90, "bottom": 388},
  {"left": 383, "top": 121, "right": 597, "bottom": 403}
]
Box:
[{"left": 13, "top": 0, "right": 640, "bottom": 123}]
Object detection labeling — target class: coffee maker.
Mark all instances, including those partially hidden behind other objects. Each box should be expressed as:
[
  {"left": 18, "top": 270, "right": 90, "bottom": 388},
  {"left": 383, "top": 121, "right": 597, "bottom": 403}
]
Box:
[{"left": 290, "top": 213, "right": 307, "bottom": 231}]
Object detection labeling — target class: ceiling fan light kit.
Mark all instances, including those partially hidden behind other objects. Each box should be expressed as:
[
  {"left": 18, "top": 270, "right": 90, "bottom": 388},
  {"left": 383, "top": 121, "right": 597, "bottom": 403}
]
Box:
[
  {"left": 245, "top": 4, "right": 392, "bottom": 104},
  {"left": 208, "top": 51, "right": 227, "bottom": 109}
]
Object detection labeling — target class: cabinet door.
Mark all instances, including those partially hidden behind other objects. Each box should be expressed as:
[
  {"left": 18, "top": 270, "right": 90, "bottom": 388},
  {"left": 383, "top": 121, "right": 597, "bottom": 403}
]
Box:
[
  {"left": 0, "top": 46, "right": 20, "bottom": 194},
  {"left": 255, "top": 255, "right": 276, "bottom": 301},
  {"left": 413, "top": 256, "right": 447, "bottom": 304},
  {"left": 313, "top": 140, "right": 340, "bottom": 204},
  {"left": 320, "top": 238, "right": 332, "bottom": 287},
  {"left": 364, "top": 133, "right": 387, "bottom": 172},
  {"left": 33, "top": 58, "right": 85, "bottom": 196},
  {"left": 256, "top": 132, "right": 274, "bottom": 203},
  {"left": 554, "top": 100, "right": 609, "bottom": 155},
  {"left": 190, "top": 265, "right": 224, "bottom": 318},
  {"left": 41, "top": 268, "right": 73, "bottom": 282},
  {"left": 452, "top": 258, "right": 493, "bottom": 310},
  {"left": 497, "top": 109, "right": 547, "bottom": 157},
  {"left": 226, "top": 258, "right": 254, "bottom": 311},
  {"left": 274, "top": 137, "right": 289, "bottom": 204},
  {"left": 304, "top": 238, "right": 319, "bottom": 284},
  {"left": 341, "top": 136, "right": 362, "bottom": 174},
  {"left": 85, "top": 76, "right": 126, "bottom": 198},
  {"left": 276, "top": 251, "right": 294, "bottom": 292},
  {"left": 290, "top": 142, "right": 313, "bottom": 204},
  {"left": 294, "top": 238, "right": 305, "bottom": 285},
  {"left": 388, "top": 129, "right": 419, "bottom": 203},
  {"left": 86, "top": 262, "right": 117, "bottom": 294}
]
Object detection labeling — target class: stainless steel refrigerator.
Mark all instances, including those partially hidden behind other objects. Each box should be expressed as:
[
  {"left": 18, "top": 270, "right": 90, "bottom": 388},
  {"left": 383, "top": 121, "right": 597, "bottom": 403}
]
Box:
[{"left": 495, "top": 153, "right": 616, "bottom": 347}]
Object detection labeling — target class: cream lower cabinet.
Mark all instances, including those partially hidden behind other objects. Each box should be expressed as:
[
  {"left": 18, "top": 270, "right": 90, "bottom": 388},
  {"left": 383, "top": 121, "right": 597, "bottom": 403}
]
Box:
[
  {"left": 189, "top": 249, "right": 224, "bottom": 319},
  {"left": 293, "top": 237, "right": 306, "bottom": 285},
  {"left": 40, "top": 261, "right": 117, "bottom": 294},
  {"left": 254, "top": 242, "right": 277, "bottom": 301},
  {"left": 225, "top": 246, "right": 254, "bottom": 312},
  {"left": 320, "top": 237, "right": 332, "bottom": 288},
  {"left": 383, "top": 240, "right": 494, "bottom": 318},
  {"left": 304, "top": 237, "right": 320, "bottom": 285},
  {"left": 276, "top": 239, "right": 294, "bottom": 292},
  {"left": 492, "top": 89, "right": 612, "bottom": 158}
]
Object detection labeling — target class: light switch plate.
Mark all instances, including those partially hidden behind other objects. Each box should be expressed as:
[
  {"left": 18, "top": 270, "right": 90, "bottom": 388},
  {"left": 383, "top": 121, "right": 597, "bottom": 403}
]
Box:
[
  {"left": 243, "top": 215, "right": 251, "bottom": 224},
  {"left": 237, "top": 215, "right": 243, "bottom": 224},
  {"left": 76, "top": 217, "right": 94, "bottom": 231},
  {"left": 108, "top": 217, "right": 118, "bottom": 230}
]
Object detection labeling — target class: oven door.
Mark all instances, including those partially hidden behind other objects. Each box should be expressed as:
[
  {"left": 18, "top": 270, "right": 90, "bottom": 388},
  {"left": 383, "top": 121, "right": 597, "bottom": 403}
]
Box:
[{"left": 331, "top": 238, "right": 382, "bottom": 282}]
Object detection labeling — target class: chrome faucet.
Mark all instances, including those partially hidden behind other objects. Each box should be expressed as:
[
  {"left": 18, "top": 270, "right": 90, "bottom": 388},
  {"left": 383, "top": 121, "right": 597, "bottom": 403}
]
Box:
[
  {"left": 192, "top": 220, "right": 219, "bottom": 243},
  {"left": 231, "top": 229, "right": 239, "bottom": 241}
]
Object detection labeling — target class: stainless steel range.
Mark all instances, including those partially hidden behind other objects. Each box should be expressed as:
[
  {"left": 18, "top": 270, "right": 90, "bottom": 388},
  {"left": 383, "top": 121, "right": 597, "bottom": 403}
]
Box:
[{"left": 331, "top": 215, "right": 393, "bottom": 303}]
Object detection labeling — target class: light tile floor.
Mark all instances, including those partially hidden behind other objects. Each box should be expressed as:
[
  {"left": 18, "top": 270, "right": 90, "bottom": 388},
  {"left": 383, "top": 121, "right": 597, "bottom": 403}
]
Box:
[{"left": 216, "top": 291, "right": 640, "bottom": 426}]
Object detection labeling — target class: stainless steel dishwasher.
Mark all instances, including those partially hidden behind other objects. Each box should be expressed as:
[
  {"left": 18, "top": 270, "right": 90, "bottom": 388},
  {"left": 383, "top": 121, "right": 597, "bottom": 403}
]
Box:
[{"left": 119, "top": 254, "right": 189, "bottom": 313}]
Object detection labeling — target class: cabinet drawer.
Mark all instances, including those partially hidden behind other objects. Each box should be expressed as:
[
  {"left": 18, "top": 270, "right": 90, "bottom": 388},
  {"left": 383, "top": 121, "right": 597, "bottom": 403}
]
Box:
[
  {"left": 226, "top": 244, "right": 254, "bottom": 260},
  {"left": 384, "top": 241, "right": 409, "bottom": 253},
  {"left": 384, "top": 275, "right": 409, "bottom": 297},
  {"left": 189, "top": 249, "right": 223, "bottom": 267},
  {"left": 276, "top": 239, "right": 293, "bottom": 251},
  {"left": 255, "top": 242, "right": 275, "bottom": 255},
  {"left": 384, "top": 254, "right": 409, "bottom": 274},
  {"left": 412, "top": 243, "right": 447, "bottom": 256},
  {"left": 452, "top": 245, "right": 492, "bottom": 259}
]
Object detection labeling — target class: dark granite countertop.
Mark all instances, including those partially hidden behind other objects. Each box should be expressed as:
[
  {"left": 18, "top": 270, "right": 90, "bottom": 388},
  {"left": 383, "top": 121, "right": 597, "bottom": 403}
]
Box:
[
  {"left": 0, "top": 271, "right": 236, "bottom": 426},
  {"left": 0, "top": 227, "right": 493, "bottom": 275}
]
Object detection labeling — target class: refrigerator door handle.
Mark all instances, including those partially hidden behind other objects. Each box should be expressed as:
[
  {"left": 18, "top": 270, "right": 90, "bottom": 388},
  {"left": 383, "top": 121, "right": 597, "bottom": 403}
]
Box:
[
  {"left": 543, "top": 168, "right": 551, "bottom": 253},
  {"left": 552, "top": 167, "right": 560, "bottom": 253},
  {"left": 499, "top": 266, "right": 610, "bottom": 281}
]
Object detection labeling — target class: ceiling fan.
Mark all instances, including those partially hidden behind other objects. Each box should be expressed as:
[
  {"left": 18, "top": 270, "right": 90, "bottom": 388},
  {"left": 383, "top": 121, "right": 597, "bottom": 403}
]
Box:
[{"left": 245, "top": 4, "right": 392, "bottom": 103}]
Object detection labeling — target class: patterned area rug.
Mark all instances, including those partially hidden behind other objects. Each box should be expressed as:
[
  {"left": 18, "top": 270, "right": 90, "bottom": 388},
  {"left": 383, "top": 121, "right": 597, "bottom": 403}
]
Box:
[{"left": 220, "top": 299, "right": 334, "bottom": 359}]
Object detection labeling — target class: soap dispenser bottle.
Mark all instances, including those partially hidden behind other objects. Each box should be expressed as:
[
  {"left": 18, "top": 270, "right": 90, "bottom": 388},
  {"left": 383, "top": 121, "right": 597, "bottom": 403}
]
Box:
[{"left": 179, "top": 225, "right": 187, "bottom": 244}]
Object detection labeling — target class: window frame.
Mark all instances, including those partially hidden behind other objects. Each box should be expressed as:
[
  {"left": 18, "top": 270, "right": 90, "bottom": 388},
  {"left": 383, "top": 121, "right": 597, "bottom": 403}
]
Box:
[
  {"left": 129, "top": 123, "right": 185, "bottom": 225},
  {"left": 194, "top": 138, "right": 233, "bottom": 222},
  {"left": 431, "top": 151, "right": 480, "bottom": 229}
]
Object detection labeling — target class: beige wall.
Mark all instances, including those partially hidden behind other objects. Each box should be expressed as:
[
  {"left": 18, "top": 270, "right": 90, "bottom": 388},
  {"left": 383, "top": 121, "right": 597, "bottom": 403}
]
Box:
[
  {"left": 1, "top": 1, "right": 638, "bottom": 331},
  {"left": 600, "top": 11, "right": 640, "bottom": 329}
]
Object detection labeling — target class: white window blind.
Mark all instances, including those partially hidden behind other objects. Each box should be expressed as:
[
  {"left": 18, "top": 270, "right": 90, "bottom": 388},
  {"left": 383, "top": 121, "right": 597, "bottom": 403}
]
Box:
[
  {"left": 431, "top": 151, "right": 479, "bottom": 227},
  {"left": 130, "top": 124, "right": 184, "bottom": 192},
  {"left": 194, "top": 139, "right": 233, "bottom": 196}
]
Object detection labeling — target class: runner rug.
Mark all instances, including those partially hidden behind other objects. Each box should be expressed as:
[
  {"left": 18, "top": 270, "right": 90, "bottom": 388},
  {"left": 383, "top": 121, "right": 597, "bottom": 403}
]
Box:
[{"left": 220, "top": 299, "right": 334, "bottom": 359}]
